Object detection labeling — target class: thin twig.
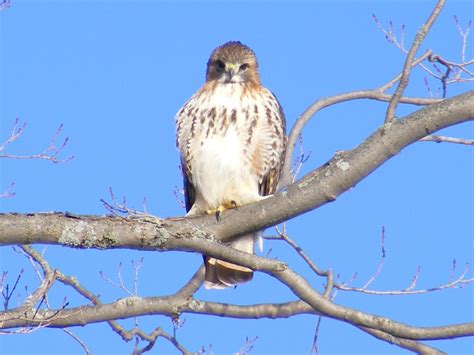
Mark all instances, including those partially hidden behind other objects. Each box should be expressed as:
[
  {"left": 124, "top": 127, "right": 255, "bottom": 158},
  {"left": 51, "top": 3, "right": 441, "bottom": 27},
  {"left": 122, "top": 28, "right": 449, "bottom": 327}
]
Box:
[
  {"left": 336, "top": 262, "right": 472, "bottom": 296},
  {"left": 62, "top": 329, "right": 92, "bottom": 355},
  {"left": 0, "top": 182, "right": 16, "bottom": 199},
  {"left": 373, "top": 14, "right": 439, "bottom": 79},
  {"left": 310, "top": 316, "right": 323, "bottom": 355},
  {"left": 0, "top": 119, "right": 73, "bottom": 163},
  {"left": 384, "top": 0, "right": 446, "bottom": 122},
  {"left": 100, "top": 188, "right": 162, "bottom": 225},
  {"left": 420, "top": 135, "right": 474, "bottom": 145},
  {"left": 274, "top": 225, "right": 333, "bottom": 297},
  {"left": 15, "top": 245, "right": 190, "bottom": 354},
  {"left": 174, "top": 185, "right": 186, "bottom": 209},
  {"left": 290, "top": 136, "right": 311, "bottom": 182},
  {"left": 235, "top": 336, "right": 259, "bottom": 355},
  {"left": 362, "top": 227, "right": 386, "bottom": 290},
  {"left": 454, "top": 16, "right": 471, "bottom": 64},
  {"left": 1, "top": 268, "right": 24, "bottom": 310},
  {"left": 0, "top": 0, "right": 11, "bottom": 10},
  {"left": 100, "top": 262, "right": 135, "bottom": 296}
]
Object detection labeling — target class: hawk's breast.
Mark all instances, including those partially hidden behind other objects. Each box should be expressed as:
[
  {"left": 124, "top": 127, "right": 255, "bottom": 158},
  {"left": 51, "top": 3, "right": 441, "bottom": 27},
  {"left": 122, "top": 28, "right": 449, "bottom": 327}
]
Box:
[{"left": 176, "top": 83, "right": 285, "bottom": 215}]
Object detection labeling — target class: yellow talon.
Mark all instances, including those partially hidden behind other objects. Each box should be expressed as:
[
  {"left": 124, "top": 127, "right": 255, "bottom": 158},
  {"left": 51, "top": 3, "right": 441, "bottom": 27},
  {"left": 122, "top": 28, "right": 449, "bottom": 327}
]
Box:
[{"left": 206, "top": 202, "right": 238, "bottom": 222}]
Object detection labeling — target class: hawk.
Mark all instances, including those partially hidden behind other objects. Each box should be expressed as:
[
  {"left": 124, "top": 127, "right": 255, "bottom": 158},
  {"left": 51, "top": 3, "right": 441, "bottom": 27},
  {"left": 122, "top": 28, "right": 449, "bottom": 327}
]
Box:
[{"left": 175, "top": 41, "right": 286, "bottom": 289}]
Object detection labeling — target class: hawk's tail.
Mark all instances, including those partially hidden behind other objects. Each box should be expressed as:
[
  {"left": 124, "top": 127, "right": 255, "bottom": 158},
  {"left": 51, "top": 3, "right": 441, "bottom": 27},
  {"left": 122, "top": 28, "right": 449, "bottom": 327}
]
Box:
[{"left": 203, "top": 234, "right": 257, "bottom": 289}]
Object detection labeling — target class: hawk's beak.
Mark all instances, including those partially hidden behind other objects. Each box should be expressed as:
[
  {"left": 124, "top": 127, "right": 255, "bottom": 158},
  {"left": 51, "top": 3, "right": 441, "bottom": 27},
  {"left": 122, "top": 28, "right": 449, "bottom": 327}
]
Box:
[{"left": 225, "top": 63, "right": 238, "bottom": 82}]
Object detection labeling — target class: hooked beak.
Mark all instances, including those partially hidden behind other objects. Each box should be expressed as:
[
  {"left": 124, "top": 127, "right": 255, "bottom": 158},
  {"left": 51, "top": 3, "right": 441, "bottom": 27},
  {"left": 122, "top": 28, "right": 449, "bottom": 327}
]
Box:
[{"left": 224, "top": 63, "right": 238, "bottom": 83}]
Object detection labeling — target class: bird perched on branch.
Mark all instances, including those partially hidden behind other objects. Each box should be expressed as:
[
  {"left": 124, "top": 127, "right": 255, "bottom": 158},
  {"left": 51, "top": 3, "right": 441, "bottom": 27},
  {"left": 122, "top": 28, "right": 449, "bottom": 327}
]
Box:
[{"left": 175, "top": 41, "right": 286, "bottom": 289}]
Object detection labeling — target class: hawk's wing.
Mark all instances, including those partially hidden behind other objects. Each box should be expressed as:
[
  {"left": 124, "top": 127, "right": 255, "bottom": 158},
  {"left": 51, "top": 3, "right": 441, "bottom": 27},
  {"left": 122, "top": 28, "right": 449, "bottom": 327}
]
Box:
[
  {"left": 258, "top": 91, "right": 287, "bottom": 197},
  {"left": 181, "top": 162, "right": 195, "bottom": 213},
  {"left": 259, "top": 167, "right": 280, "bottom": 196},
  {"left": 176, "top": 93, "right": 198, "bottom": 213}
]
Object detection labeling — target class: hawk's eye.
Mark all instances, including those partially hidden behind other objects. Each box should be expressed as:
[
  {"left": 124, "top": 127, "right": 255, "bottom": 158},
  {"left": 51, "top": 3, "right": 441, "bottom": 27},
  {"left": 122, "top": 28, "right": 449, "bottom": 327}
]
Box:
[
  {"left": 240, "top": 63, "right": 249, "bottom": 71},
  {"left": 215, "top": 60, "right": 225, "bottom": 70}
]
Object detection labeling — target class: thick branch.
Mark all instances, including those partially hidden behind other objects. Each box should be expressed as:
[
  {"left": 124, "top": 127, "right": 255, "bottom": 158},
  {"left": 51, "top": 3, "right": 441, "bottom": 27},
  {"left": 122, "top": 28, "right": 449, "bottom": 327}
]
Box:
[
  {"left": 360, "top": 327, "right": 445, "bottom": 354},
  {"left": 1, "top": 91, "right": 472, "bottom": 249},
  {"left": 1, "top": 91, "right": 472, "bottom": 343},
  {"left": 0, "top": 298, "right": 315, "bottom": 329},
  {"left": 1, "top": 286, "right": 472, "bottom": 342}
]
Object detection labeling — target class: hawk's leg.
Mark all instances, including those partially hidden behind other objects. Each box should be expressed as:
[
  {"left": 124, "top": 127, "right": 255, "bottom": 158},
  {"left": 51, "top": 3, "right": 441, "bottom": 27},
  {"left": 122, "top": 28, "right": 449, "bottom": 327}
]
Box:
[{"left": 206, "top": 200, "right": 238, "bottom": 222}]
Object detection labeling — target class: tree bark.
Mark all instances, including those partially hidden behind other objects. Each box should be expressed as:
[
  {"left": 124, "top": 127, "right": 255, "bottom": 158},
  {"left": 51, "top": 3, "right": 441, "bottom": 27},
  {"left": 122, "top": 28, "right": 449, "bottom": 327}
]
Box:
[{"left": 1, "top": 90, "right": 473, "bottom": 251}]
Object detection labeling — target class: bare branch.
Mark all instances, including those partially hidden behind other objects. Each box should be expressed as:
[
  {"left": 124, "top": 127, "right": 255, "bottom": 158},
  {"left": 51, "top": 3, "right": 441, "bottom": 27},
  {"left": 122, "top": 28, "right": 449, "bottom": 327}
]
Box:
[
  {"left": 62, "top": 329, "right": 92, "bottom": 355},
  {"left": 0, "top": 0, "right": 11, "bottom": 10},
  {"left": 1, "top": 92, "right": 472, "bottom": 250},
  {"left": 2, "top": 268, "right": 23, "bottom": 310},
  {"left": 273, "top": 225, "right": 333, "bottom": 297},
  {"left": 385, "top": 0, "right": 445, "bottom": 122},
  {"left": 290, "top": 135, "right": 311, "bottom": 183},
  {"left": 373, "top": 15, "right": 439, "bottom": 80},
  {"left": 0, "top": 91, "right": 472, "bottom": 349},
  {"left": 378, "top": 50, "right": 433, "bottom": 92},
  {"left": 100, "top": 188, "right": 160, "bottom": 224},
  {"left": 454, "top": 15, "right": 472, "bottom": 64},
  {"left": 100, "top": 260, "right": 139, "bottom": 297},
  {"left": 174, "top": 266, "right": 205, "bottom": 299},
  {"left": 361, "top": 226, "right": 386, "bottom": 290},
  {"left": 174, "top": 185, "right": 186, "bottom": 209},
  {"left": 373, "top": 13, "right": 474, "bottom": 93},
  {"left": 0, "top": 182, "right": 16, "bottom": 199},
  {"left": 0, "top": 119, "right": 73, "bottom": 163},
  {"left": 310, "top": 316, "right": 323, "bottom": 355},
  {"left": 360, "top": 327, "right": 445, "bottom": 354},
  {"left": 330, "top": 227, "right": 473, "bottom": 296},
  {"left": 10, "top": 245, "right": 192, "bottom": 353},
  {"left": 1, "top": 3, "right": 471, "bottom": 352},
  {"left": 336, "top": 262, "right": 473, "bottom": 296},
  {"left": 279, "top": 90, "right": 442, "bottom": 189},
  {"left": 105, "top": 269, "right": 128, "bottom": 293},
  {"left": 279, "top": 52, "right": 445, "bottom": 189},
  {"left": 235, "top": 336, "right": 259, "bottom": 355},
  {"left": 2, "top": 238, "right": 474, "bottom": 342},
  {"left": 130, "top": 326, "right": 191, "bottom": 355},
  {"left": 420, "top": 135, "right": 474, "bottom": 145}
]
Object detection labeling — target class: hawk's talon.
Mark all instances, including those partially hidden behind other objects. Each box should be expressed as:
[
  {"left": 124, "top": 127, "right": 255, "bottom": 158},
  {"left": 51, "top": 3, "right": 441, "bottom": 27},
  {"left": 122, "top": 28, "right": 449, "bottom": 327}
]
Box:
[
  {"left": 206, "top": 204, "right": 227, "bottom": 222},
  {"left": 206, "top": 202, "right": 238, "bottom": 222}
]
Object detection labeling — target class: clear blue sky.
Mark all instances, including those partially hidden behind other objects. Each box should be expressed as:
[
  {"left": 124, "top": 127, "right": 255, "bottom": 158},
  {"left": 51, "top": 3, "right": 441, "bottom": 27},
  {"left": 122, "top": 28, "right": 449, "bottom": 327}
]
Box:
[{"left": 1, "top": 1, "right": 473, "bottom": 354}]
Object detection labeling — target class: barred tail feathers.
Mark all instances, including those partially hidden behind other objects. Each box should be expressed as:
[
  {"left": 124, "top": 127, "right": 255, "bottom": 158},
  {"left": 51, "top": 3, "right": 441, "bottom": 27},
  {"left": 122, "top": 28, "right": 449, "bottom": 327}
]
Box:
[{"left": 204, "top": 234, "right": 256, "bottom": 289}]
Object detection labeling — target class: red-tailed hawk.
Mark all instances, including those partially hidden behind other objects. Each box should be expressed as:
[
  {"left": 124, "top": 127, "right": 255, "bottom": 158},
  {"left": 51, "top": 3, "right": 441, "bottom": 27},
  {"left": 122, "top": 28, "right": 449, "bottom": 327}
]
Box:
[{"left": 175, "top": 41, "right": 286, "bottom": 289}]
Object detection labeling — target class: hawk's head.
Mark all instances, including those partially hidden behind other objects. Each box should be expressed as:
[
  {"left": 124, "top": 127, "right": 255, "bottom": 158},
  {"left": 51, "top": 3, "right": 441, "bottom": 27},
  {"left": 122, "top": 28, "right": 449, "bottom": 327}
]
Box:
[{"left": 206, "top": 41, "right": 260, "bottom": 85}]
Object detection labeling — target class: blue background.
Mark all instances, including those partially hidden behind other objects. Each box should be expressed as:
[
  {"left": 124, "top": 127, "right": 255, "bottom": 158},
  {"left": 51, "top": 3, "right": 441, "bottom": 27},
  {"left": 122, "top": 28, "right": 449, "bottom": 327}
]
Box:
[{"left": 1, "top": 0, "right": 473, "bottom": 354}]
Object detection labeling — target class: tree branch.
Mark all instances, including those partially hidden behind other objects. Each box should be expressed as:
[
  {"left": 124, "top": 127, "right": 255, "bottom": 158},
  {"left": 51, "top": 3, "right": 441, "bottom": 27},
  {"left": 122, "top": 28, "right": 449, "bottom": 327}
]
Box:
[
  {"left": 279, "top": 91, "right": 441, "bottom": 189},
  {"left": 384, "top": 0, "right": 445, "bottom": 122},
  {"left": 1, "top": 91, "right": 472, "bottom": 249},
  {"left": 360, "top": 327, "right": 445, "bottom": 354},
  {"left": 420, "top": 135, "right": 474, "bottom": 145},
  {"left": 1, "top": 91, "right": 472, "bottom": 348}
]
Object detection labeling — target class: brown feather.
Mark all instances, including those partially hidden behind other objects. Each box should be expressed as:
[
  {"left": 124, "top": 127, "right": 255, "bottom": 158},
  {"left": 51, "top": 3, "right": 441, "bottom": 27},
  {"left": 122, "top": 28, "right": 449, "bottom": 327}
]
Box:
[{"left": 175, "top": 41, "right": 287, "bottom": 289}]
